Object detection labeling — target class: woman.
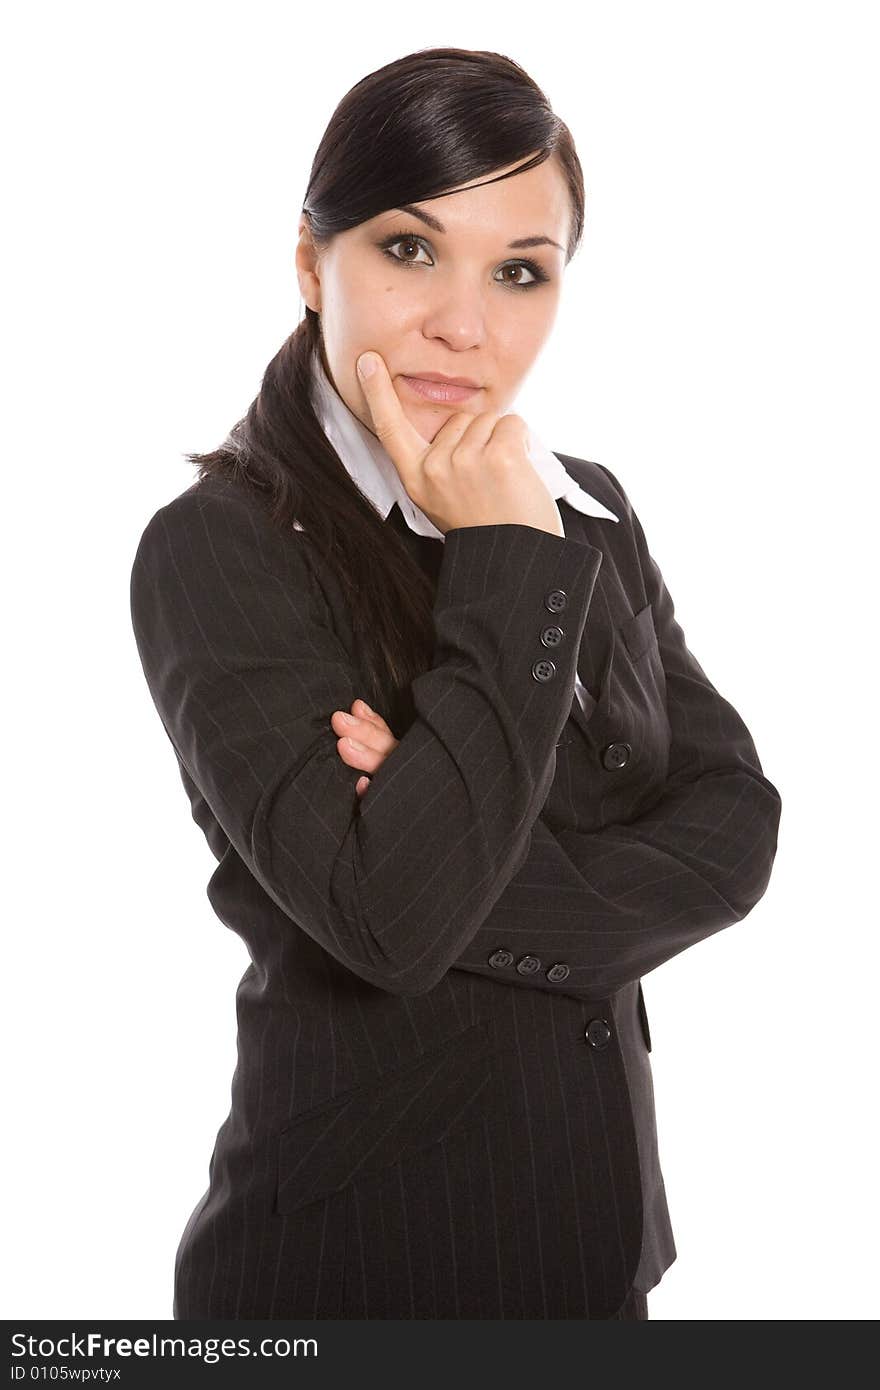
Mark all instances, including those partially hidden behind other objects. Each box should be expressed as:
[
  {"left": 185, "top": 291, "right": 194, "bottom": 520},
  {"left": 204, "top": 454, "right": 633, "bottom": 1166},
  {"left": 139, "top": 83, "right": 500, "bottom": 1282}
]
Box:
[{"left": 130, "top": 47, "right": 782, "bottom": 1320}]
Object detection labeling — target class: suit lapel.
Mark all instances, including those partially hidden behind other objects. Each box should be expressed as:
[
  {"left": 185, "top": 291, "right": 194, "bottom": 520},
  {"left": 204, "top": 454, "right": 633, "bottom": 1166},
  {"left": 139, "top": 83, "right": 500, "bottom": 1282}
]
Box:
[{"left": 385, "top": 501, "right": 445, "bottom": 584}]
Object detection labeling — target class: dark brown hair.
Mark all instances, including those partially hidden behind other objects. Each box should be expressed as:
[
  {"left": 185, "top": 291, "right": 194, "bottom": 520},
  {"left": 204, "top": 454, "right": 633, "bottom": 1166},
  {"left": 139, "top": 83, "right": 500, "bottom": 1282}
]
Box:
[{"left": 187, "top": 46, "right": 586, "bottom": 737}]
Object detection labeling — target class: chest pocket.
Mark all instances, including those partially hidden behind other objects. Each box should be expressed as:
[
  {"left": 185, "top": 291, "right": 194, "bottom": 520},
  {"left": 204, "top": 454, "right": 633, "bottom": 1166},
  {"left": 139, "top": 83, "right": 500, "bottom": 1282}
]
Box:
[
  {"left": 619, "top": 601, "right": 660, "bottom": 663},
  {"left": 545, "top": 602, "right": 672, "bottom": 832}
]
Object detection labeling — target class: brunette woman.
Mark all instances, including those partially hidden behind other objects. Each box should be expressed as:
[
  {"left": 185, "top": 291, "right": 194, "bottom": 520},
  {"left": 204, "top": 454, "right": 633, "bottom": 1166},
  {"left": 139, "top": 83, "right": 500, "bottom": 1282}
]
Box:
[{"left": 130, "top": 46, "right": 782, "bottom": 1320}]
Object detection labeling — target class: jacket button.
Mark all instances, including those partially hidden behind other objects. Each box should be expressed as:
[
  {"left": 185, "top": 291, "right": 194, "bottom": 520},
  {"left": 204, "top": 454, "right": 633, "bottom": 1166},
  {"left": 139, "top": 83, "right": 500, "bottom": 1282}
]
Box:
[
  {"left": 516, "top": 954, "right": 542, "bottom": 975},
  {"left": 547, "top": 962, "right": 570, "bottom": 982},
  {"left": 488, "top": 948, "right": 514, "bottom": 968},
  {"left": 601, "top": 740, "right": 632, "bottom": 770},
  {"left": 540, "top": 625, "right": 565, "bottom": 649},
  {"left": 586, "top": 1017, "right": 612, "bottom": 1048},
  {"left": 531, "top": 658, "right": 557, "bottom": 683},
  {"left": 544, "top": 589, "right": 568, "bottom": 612}
]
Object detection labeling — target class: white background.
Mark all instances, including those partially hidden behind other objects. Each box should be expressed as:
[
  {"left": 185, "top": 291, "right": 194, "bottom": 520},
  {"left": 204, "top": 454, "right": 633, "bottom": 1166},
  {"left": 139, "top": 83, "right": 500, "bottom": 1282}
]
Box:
[{"left": 4, "top": 0, "right": 878, "bottom": 1321}]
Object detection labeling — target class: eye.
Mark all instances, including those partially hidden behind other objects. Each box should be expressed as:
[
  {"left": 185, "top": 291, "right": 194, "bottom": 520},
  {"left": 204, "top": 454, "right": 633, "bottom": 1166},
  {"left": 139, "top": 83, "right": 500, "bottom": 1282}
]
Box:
[
  {"left": 496, "top": 262, "right": 542, "bottom": 288},
  {"left": 376, "top": 229, "right": 551, "bottom": 292},
  {"left": 382, "top": 234, "right": 433, "bottom": 267}
]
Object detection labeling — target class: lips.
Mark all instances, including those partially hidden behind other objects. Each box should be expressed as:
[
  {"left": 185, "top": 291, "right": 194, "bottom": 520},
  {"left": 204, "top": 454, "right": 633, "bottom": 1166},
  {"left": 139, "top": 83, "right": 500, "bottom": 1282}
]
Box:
[
  {"left": 408, "top": 372, "right": 481, "bottom": 388},
  {"left": 400, "top": 375, "right": 483, "bottom": 404}
]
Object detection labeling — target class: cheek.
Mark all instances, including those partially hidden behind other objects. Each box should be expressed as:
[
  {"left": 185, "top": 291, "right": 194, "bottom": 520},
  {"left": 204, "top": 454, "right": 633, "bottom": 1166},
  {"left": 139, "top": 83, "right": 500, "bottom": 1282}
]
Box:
[
  {"left": 496, "top": 296, "right": 557, "bottom": 358},
  {"left": 337, "top": 261, "right": 415, "bottom": 329}
]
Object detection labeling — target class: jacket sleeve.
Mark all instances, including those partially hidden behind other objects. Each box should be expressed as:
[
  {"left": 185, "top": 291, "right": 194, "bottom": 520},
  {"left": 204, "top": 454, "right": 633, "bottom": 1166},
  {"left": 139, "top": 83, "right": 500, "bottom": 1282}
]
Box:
[
  {"left": 129, "top": 479, "right": 605, "bottom": 996},
  {"left": 446, "top": 464, "right": 783, "bottom": 999}
]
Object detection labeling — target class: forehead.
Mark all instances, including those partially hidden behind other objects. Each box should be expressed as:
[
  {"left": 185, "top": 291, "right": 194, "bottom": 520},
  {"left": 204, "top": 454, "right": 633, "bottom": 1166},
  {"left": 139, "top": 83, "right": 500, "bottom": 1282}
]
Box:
[{"left": 372, "top": 157, "right": 570, "bottom": 243}]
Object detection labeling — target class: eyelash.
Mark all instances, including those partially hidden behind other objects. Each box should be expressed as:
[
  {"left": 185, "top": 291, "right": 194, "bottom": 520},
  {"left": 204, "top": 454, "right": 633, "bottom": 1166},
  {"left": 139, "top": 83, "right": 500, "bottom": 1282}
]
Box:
[{"left": 376, "top": 227, "right": 551, "bottom": 291}]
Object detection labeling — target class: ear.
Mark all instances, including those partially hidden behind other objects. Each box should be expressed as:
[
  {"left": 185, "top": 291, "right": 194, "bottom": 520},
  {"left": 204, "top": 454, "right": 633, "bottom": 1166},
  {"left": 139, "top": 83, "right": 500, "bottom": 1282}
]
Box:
[{"left": 295, "top": 214, "right": 321, "bottom": 312}]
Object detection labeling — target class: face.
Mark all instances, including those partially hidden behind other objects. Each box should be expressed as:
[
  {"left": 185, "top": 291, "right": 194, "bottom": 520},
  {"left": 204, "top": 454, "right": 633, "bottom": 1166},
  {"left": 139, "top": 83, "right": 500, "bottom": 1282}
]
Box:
[{"left": 295, "top": 153, "right": 571, "bottom": 443}]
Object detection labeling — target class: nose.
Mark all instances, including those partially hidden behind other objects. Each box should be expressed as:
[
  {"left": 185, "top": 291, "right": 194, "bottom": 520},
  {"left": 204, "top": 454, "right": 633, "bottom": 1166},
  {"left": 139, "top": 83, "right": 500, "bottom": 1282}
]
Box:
[{"left": 420, "top": 278, "right": 487, "bottom": 352}]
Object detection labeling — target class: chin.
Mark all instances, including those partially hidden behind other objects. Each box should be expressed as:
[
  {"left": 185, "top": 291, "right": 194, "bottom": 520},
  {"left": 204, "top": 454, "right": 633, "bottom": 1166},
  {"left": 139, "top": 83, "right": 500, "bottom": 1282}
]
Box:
[
  {"left": 399, "top": 397, "right": 463, "bottom": 444},
  {"left": 406, "top": 409, "right": 443, "bottom": 440}
]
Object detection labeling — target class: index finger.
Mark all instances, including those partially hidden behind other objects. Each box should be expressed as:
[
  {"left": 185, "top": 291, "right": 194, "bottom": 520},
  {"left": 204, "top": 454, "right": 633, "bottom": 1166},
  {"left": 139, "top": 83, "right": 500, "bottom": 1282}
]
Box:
[{"left": 356, "top": 352, "right": 431, "bottom": 477}]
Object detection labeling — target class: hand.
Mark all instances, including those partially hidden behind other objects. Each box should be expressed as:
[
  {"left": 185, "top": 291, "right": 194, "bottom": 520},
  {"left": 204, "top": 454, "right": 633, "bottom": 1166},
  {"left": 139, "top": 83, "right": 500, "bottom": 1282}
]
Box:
[
  {"left": 330, "top": 698, "right": 400, "bottom": 798},
  {"left": 355, "top": 350, "right": 564, "bottom": 538}
]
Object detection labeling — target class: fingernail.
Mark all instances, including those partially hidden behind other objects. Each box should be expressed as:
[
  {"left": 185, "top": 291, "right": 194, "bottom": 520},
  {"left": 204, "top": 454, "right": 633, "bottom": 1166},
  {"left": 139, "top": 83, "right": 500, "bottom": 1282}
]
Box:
[
  {"left": 340, "top": 712, "right": 356, "bottom": 723},
  {"left": 357, "top": 353, "right": 376, "bottom": 379},
  {"left": 347, "top": 737, "right": 365, "bottom": 750}
]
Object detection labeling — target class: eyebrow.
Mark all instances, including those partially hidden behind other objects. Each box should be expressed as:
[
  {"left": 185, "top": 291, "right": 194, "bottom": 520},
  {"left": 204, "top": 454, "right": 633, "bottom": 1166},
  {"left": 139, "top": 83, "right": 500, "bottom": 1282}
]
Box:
[{"left": 393, "top": 203, "right": 565, "bottom": 253}]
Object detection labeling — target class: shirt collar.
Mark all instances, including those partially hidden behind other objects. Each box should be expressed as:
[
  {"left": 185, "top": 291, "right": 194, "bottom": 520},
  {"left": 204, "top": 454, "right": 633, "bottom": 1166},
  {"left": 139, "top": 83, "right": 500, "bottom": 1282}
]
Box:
[{"left": 309, "top": 347, "right": 619, "bottom": 538}]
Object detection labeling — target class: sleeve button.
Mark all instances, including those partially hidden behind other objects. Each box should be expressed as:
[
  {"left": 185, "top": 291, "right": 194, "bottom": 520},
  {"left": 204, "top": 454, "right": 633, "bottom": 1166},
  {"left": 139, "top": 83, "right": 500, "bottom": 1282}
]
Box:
[
  {"left": 544, "top": 589, "right": 568, "bottom": 612},
  {"left": 547, "top": 963, "right": 570, "bottom": 982},
  {"left": 531, "top": 659, "right": 557, "bottom": 683},
  {"left": 516, "top": 954, "right": 542, "bottom": 975},
  {"left": 488, "top": 948, "right": 514, "bottom": 968}
]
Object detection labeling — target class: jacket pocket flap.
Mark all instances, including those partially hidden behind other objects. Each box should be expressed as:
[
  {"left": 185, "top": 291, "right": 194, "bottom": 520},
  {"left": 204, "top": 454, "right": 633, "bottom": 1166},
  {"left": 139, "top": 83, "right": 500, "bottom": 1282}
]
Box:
[
  {"left": 619, "top": 603, "right": 658, "bottom": 662},
  {"left": 276, "top": 1020, "right": 498, "bottom": 1214}
]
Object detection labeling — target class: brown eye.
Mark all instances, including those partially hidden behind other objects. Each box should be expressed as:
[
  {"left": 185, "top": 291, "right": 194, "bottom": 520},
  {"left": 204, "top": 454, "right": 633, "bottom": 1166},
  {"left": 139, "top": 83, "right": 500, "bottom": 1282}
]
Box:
[
  {"left": 381, "top": 235, "right": 433, "bottom": 266},
  {"left": 499, "top": 264, "right": 537, "bottom": 287}
]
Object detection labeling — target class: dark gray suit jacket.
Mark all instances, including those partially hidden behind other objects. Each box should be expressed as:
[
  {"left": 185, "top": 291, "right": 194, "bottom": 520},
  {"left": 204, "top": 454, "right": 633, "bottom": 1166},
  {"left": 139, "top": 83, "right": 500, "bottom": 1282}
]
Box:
[{"left": 129, "top": 453, "right": 782, "bottom": 1318}]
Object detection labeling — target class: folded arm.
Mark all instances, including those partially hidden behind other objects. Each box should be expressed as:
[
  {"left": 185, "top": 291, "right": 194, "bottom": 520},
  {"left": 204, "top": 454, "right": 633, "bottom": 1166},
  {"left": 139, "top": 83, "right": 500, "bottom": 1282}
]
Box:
[
  {"left": 129, "top": 479, "right": 605, "bottom": 995},
  {"left": 446, "top": 464, "right": 783, "bottom": 998}
]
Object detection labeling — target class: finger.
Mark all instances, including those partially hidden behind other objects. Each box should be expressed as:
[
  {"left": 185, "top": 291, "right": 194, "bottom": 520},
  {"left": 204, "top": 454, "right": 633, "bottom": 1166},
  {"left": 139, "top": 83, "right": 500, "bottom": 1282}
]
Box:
[
  {"left": 356, "top": 352, "right": 433, "bottom": 473},
  {"left": 484, "top": 412, "right": 531, "bottom": 455},
  {"left": 355, "top": 775, "right": 371, "bottom": 798},
  {"left": 351, "top": 698, "right": 389, "bottom": 729},
  {"left": 446, "top": 409, "right": 499, "bottom": 460},
  {"left": 335, "top": 733, "right": 385, "bottom": 774},
  {"left": 330, "top": 709, "right": 395, "bottom": 754}
]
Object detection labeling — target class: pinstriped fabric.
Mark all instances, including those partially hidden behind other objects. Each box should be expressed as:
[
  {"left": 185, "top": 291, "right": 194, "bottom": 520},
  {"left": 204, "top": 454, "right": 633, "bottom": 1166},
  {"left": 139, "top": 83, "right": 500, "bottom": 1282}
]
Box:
[{"left": 129, "top": 456, "right": 781, "bottom": 1319}]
